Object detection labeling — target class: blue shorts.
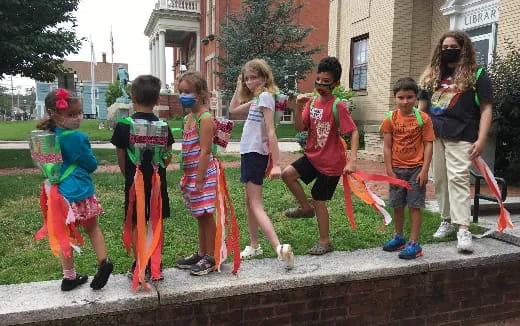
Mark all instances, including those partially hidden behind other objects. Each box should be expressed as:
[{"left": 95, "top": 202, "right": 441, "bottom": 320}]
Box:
[{"left": 240, "top": 152, "right": 269, "bottom": 185}]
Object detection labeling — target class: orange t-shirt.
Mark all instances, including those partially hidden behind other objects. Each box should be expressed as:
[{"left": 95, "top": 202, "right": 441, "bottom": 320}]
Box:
[{"left": 380, "top": 110, "right": 435, "bottom": 168}]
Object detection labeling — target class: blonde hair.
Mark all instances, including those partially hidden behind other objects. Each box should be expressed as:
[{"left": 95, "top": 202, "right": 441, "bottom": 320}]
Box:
[
  {"left": 419, "top": 30, "right": 477, "bottom": 92},
  {"left": 178, "top": 72, "right": 211, "bottom": 105},
  {"left": 238, "top": 59, "right": 278, "bottom": 103}
]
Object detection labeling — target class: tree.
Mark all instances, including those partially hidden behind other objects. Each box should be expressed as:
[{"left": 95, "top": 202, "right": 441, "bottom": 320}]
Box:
[
  {"left": 488, "top": 43, "right": 520, "bottom": 183},
  {"left": 105, "top": 80, "right": 132, "bottom": 107},
  {"left": 0, "top": 0, "right": 82, "bottom": 81},
  {"left": 216, "top": 0, "right": 322, "bottom": 100}
]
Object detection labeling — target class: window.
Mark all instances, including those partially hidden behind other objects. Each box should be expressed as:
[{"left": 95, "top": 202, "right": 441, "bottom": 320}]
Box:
[{"left": 350, "top": 35, "right": 369, "bottom": 91}]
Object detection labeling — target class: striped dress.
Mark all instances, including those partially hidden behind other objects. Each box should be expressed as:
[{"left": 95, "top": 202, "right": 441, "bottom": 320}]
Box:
[{"left": 180, "top": 125, "right": 217, "bottom": 217}]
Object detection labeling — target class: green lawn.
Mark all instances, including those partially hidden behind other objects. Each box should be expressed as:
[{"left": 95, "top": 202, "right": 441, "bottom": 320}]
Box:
[
  {"left": 0, "top": 149, "right": 240, "bottom": 169},
  {"left": 0, "top": 120, "right": 299, "bottom": 141},
  {"left": 0, "top": 168, "right": 485, "bottom": 285}
]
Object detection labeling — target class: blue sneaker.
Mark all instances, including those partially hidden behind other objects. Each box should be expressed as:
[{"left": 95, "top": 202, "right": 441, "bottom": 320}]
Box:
[
  {"left": 382, "top": 234, "right": 406, "bottom": 252},
  {"left": 398, "top": 240, "right": 423, "bottom": 259}
]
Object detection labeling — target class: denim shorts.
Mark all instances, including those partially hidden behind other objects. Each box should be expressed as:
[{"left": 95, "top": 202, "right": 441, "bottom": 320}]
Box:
[
  {"left": 388, "top": 166, "right": 426, "bottom": 208},
  {"left": 240, "top": 152, "right": 269, "bottom": 185},
  {"left": 291, "top": 155, "right": 340, "bottom": 201}
]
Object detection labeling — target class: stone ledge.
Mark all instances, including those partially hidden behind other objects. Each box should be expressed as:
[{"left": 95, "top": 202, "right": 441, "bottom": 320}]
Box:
[{"left": 1, "top": 238, "right": 520, "bottom": 325}]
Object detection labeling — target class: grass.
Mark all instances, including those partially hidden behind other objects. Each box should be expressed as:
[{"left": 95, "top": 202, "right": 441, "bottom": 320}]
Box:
[
  {"left": 0, "top": 149, "right": 240, "bottom": 169},
  {"left": 0, "top": 168, "right": 485, "bottom": 285},
  {"left": 0, "top": 120, "right": 299, "bottom": 141}
]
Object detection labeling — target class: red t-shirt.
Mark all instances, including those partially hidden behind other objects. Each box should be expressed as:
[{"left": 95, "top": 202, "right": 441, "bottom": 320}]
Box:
[{"left": 302, "top": 96, "right": 357, "bottom": 176}]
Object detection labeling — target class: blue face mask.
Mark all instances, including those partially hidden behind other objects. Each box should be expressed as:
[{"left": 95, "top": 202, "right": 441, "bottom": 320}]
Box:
[{"left": 179, "top": 94, "right": 197, "bottom": 108}]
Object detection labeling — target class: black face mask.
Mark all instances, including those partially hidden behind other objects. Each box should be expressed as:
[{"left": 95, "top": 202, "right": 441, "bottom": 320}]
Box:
[{"left": 441, "top": 48, "right": 461, "bottom": 64}]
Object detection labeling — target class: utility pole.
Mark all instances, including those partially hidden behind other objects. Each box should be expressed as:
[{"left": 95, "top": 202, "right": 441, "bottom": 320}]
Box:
[{"left": 10, "top": 76, "right": 14, "bottom": 115}]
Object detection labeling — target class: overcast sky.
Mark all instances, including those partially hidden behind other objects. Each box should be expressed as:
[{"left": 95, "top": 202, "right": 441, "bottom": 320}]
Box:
[{"left": 2, "top": 0, "right": 173, "bottom": 93}]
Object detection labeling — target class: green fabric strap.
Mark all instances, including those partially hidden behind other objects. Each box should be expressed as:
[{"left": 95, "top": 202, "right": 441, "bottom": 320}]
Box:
[
  {"left": 380, "top": 107, "right": 423, "bottom": 131},
  {"left": 474, "top": 67, "right": 485, "bottom": 107},
  {"left": 413, "top": 107, "right": 423, "bottom": 127},
  {"left": 52, "top": 130, "right": 77, "bottom": 184},
  {"left": 311, "top": 96, "right": 342, "bottom": 132}
]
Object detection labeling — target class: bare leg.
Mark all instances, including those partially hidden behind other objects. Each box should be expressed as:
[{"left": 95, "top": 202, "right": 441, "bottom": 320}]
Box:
[
  {"left": 199, "top": 212, "right": 216, "bottom": 255},
  {"left": 282, "top": 166, "right": 314, "bottom": 213},
  {"left": 245, "top": 182, "right": 281, "bottom": 250},
  {"left": 314, "top": 200, "right": 331, "bottom": 245},
  {"left": 245, "top": 190, "right": 260, "bottom": 248},
  {"left": 197, "top": 218, "right": 205, "bottom": 256},
  {"left": 393, "top": 207, "right": 405, "bottom": 236},
  {"left": 83, "top": 221, "right": 108, "bottom": 263},
  {"left": 409, "top": 208, "right": 422, "bottom": 241}
]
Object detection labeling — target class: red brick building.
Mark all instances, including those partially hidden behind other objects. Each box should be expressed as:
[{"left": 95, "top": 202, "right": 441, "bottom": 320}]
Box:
[{"left": 145, "top": 0, "right": 328, "bottom": 119}]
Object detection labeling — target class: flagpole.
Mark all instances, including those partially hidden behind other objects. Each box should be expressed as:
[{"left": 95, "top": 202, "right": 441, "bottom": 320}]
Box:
[
  {"left": 110, "top": 26, "right": 114, "bottom": 83},
  {"left": 90, "top": 36, "right": 97, "bottom": 119}
]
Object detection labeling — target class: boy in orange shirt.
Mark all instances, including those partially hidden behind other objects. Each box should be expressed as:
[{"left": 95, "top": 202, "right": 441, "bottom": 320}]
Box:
[{"left": 380, "top": 77, "right": 435, "bottom": 259}]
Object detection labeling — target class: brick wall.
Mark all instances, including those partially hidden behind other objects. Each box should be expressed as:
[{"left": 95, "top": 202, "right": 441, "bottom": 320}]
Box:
[
  {"left": 497, "top": 0, "right": 520, "bottom": 55},
  {"left": 33, "top": 260, "right": 520, "bottom": 326}
]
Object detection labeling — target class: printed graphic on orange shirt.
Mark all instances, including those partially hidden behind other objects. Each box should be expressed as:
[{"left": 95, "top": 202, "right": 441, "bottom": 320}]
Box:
[
  {"left": 316, "top": 121, "right": 330, "bottom": 148},
  {"left": 430, "top": 77, "right": 461, "bottom": 116}
]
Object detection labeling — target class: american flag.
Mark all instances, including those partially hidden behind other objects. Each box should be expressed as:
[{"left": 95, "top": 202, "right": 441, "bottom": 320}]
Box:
[{"left": 110, "top": 27, "right": 114, "bottom": 55}]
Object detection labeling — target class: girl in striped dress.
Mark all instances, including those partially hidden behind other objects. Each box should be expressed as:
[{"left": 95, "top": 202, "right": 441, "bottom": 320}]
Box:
[{"left": 176, "top": 72, "right": 218, "bottom": 276}]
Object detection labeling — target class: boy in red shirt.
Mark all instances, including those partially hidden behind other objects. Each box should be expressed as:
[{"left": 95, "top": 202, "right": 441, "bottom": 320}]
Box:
[
  {"left": 380, "top": 77, "right": 435, "bottom": 259},
  {"left": 282, "top": 57, "right": 359, "bottom": 255}
]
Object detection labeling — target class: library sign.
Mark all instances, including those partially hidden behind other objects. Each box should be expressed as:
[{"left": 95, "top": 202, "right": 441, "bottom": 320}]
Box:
[{"left": 463, "top": 7, "right": 498, "bottom": 29}]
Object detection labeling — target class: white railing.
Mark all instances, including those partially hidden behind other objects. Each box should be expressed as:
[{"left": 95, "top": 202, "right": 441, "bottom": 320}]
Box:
[{"left": 156, "top": 0, "right": 200, "bottom": 13}]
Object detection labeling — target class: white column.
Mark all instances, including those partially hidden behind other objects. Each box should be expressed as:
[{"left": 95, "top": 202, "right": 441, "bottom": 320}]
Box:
[
  {"left": 151, "top": 39, "right": 157, "bottom": 76},
  {"left": 155, "top": 34, "right": 160, "bottom": 78},
  {"left": 149, "top": 41, "right": 153, "bottom": 75},
  {"left": 196, "top": 30, "right": 201, "bottom": 71},
  {"left": 159, "top": 30, "right": 166, "bottom": 89}
]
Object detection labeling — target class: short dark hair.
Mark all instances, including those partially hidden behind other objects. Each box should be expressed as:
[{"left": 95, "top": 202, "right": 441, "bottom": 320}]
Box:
[
  {"left": 393, "top": 77, "right": 419, "bottom": 95},
  {"left": 317, "top": 56, "right": 342, "bottom": 82},
  {"left": 131, "top": 75, "right": 161, "bottom": 106}
]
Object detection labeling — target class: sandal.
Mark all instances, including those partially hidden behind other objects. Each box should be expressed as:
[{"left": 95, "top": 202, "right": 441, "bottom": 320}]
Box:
[
  {"left": 308, "top": 242, "right": 333, "bottom": 255},
  {"left": 240, "top": 245, "right": 263, "bottom": 259},
  {"left": 284, "top": 207, "right": 315, "bottom": 218}
]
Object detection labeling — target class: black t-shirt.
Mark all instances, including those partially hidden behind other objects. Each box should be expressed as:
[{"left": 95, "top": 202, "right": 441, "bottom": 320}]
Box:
[
  {"left": 110, "top": 112, "right": 175, "bottom": 219},
  {"left": 418, "top": 68, "right": 493, "bottom": 142}
]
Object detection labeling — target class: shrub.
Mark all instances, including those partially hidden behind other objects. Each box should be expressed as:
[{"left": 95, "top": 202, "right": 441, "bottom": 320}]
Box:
[{"left": 488, "top": 43, "right": 520, "bottom": 183}]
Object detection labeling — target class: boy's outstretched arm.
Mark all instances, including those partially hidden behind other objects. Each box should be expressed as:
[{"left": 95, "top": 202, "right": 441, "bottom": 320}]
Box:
[
  {"left": 344, "top": 129, "right": 359, "bottom": 174},
  {"left": 417, "top": 141, "right": 433, "bottom": 188},
  {"left": 116, "top": 148, "right": 126, "bottom": 175}
]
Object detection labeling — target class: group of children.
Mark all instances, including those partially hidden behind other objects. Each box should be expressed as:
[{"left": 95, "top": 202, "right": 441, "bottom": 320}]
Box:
[{"left": 36, "top": 56, "right": 436, "bottom": 292}]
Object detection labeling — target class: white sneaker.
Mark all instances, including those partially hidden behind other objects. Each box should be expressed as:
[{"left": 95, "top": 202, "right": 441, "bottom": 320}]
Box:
[
  {"left": 240, "top": 245, "right": 263, "bottom": 259},
  {"left": 277, "top": 244, "right": 295, "bottom": 270},
  {"left": 433, "top": 221, "right": 456, "bottom": 238},
  {"left": 457, "top": 229, "right": 473, "bottom": 252}
]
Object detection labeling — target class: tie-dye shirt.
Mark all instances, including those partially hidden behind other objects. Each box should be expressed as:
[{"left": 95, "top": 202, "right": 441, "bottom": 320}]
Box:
[{"left": 419, "top": 68, "right": 493, "bottom": 142}]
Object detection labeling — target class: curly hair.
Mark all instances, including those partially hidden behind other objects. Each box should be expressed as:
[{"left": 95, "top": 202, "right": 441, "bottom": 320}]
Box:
[
  {"left": 37, "top": 89, "right": 81, "bottom": 131},
  {"left": 178, "top": 72, "right": 211, "bottom": 106},
  {"left": 419, "top": 30, "right": 477, "bottom": 92},
  {"left": 238, "top": 59, "right": 279, "bottom": 103}
]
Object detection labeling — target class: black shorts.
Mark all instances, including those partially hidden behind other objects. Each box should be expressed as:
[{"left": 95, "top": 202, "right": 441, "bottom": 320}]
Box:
[
  {"left": 291, "top": 155, "right": 340, "bottom": 201},
  {"left": 240, "top": 152, "right": 269, "bottom": 185}
]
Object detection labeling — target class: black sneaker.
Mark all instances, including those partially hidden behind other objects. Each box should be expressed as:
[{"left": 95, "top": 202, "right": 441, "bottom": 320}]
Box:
[
  {"left": 90, "top": 258, "right": 114, "bottom": 290},
  {"left": 61, "top": 274, "right": 88, "bottom": 291},
  {"left": 190, "top": 255, "right": 215, "bottom": 276},
  {"left": 146, "top": 261, "right": 164, "bottom": 281},
  {"left": 176, "top": 253, "right": 202, "bottom": 269}
]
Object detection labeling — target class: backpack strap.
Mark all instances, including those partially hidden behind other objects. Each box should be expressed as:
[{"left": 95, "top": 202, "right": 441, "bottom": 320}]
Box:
[
  {"left": 413, "top": 107, "right": 423, "bottom": 127},
  {"left": 189, "top": 111, "right": 217, "bottom": 155},
  {"left": 380, "top": 107, "right": 423, "bottom": 130},
  {"left": 332, "top": 97, "right": 342, "bottom": 131},
  {"left": 474, "top": 67, "right": 485, "bottom": 107},
  {"left": 55, "top": 130, "right": 78, "bottom": 183}
]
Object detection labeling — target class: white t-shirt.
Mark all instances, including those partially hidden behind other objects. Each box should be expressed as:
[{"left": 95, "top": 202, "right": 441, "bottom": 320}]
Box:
[{"left": 239, "top": 91, "right": 275, "bottom": 155}]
